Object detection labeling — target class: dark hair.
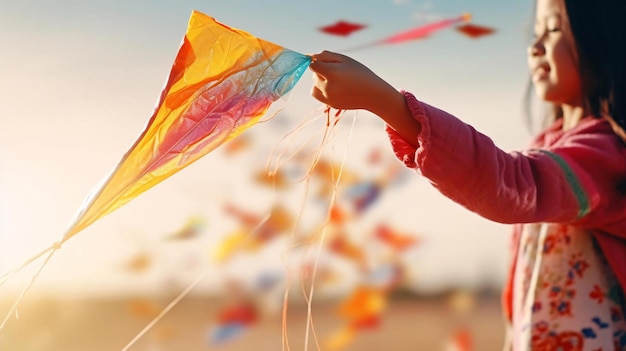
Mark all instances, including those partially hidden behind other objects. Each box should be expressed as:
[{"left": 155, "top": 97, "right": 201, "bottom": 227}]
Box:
[
  {"left": 565, "top": 0, "right": 626, "bottom": 129},
  {"left": 526, "top": 0, "right": 626, "bottom": 135}
]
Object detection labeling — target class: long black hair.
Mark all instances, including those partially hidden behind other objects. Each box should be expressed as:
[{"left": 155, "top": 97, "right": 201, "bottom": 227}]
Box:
[{"left": 565, "top": 0, "right": 626, "bottom": 131}]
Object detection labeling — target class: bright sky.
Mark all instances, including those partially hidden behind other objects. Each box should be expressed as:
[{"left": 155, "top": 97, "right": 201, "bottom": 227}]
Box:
[{"left": 0, "top": 0, "right": 536, "bottom": 298}]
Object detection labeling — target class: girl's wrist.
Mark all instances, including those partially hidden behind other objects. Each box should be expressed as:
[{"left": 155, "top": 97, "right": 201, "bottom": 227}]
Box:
[{"left": 371, "top": 88, "right": 422, "bottom": 145}]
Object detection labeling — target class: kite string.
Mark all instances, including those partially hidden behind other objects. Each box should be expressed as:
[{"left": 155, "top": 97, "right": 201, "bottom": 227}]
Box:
[
  {"left": 276, "top": 105, "right": 348, "bottom": 350},
  {"left": 275, "top": 106, "right": 334, "bottom": 351},
  {"left": 302, "top": 109, "right": 353, "bottom": 351},
  {"left": 120, "top": 267, "right": 210, "bottom": 351},
  {"left": 122, "top": 209, "right": 273, "bottom": 351},
  {"left": 0, "top": 241, "right": 62, "bottom": 330},
  {"left": 0, "top": 242, "right": 61, "bottom": 287}
]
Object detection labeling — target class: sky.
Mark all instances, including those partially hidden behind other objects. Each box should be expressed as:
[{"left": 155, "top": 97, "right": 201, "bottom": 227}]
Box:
[{"left": 0, "top": 0, "right": 537, "bottom": 298}]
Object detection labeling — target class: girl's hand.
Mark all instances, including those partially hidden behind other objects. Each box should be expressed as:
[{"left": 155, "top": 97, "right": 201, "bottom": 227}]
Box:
[
  {"left": 309, "top": 51, "right": 400, "bottom": 115},
  {"left": 310, "top": 50, "right": 421, "bottom": 145}
]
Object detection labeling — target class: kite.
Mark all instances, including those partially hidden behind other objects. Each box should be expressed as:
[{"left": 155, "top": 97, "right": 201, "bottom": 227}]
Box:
[
  {"left": 456, "top": 23, "right": 495, "bottom": 38},
  {"left": 0, "top": 9, "right": 310, "bottom": 330},
  {"left": 60, "top": 11, "right": 310, "bottom": 241},
  {"left": 319, "top": 20, "right": 367, "bottom": 36},
  {"left": 326, "top": 285, "right": 387, "bottom": 350},
  {"left": 343, "top": 181, "right": 381, "bottom": 214},
  {"left": 209, "top": 301, "right": 258, "bottom": 345},
  {"left": 445, "top": 326, "right": 474, "bottom": 351},
  {"left": 253, "top": 168, "right": 292, "bottom": 189},
  {"left": 212, "top": 204, "right": 294, "bottom": 263},
  {"left": 165, "top": 215, "right": 206, "bottom": 240},
  {"left": 347, "top": 13, "right": 495, "bottom": 51},
  {"left": 374, "top": 224, "right": 419, "bottom": 253},
  {"left": 222, "top": 134, "right": 252, "bottom": 155},
  {"left": 380, "top": 13, "right": 472, "bottom": 44},
  {"left": 121, "top": 252, "right": 152, "bottom": 273}
]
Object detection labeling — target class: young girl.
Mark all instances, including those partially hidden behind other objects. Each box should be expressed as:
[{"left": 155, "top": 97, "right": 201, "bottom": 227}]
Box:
[{"left": 309, "top": 0, "right": 626, "bottom": 349}]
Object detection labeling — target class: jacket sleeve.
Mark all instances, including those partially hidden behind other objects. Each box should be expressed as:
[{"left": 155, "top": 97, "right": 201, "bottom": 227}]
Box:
[{"left": 386, "top": 91, "right": 626, "bottom": 233}]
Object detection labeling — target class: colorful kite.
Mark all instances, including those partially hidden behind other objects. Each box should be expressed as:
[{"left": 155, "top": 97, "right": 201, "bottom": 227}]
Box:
[
  {"left": 62, "top": 11, "right": 310, "bottom": 241},
  {"left": 209, "top": 301, "right": 258, "bottom": 345},
  {"left": 374, "top": 224, "right": 419, "bottom": 253},
  {"left": 212, "top": 204, "right": 294, "bottom": 263},
  {"left": 326, "top": 285, "right": 387, "bottom": 350},
  {"left": 165, "top": 215, "right": 207, "bottom": 240},
  {"left": 0, "top": 10, "right": 310, "bottom": 329}
]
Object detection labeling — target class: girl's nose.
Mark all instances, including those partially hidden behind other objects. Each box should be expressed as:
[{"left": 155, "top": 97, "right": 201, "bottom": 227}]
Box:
[{"left": 528, "top": 38, "right": 545, "bottom": 56}]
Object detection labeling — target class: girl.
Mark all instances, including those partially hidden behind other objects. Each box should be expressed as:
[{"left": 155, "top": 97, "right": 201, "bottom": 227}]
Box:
[{"left": 309, "top": 0, "right": 626, "bottom": 349}]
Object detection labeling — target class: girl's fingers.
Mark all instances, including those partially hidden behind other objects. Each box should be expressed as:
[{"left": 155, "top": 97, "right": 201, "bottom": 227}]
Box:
[
  {"left": 311, "top": 50, "right": 343, "bottom": 63},
  {"left": 310, "top": 85, "right": 328, "bottom": 104},
  {"left": 309, "top": 60, "right": 337, "bottom": 76},
  {"left": 309, "top": 51, "right": 346, "bottom": 75}
]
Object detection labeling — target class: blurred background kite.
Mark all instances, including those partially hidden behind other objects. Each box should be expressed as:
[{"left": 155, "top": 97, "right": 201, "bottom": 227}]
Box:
[
  {"left": 319, "top": 20, "right": 367, "bottom": 36},
  {"left": 319, "top": 13, "right": 495, "bottom": 51}
]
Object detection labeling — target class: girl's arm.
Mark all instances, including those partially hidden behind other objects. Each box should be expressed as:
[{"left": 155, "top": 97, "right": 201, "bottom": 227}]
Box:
[
  {"left": 389, "top": 92, "right": 626, "bottom": 231},
  {"left": 309, "top": 51, "right": 626, "bottom": 231}
]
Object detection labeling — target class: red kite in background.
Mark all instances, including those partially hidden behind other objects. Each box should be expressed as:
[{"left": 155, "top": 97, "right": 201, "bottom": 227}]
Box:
[
  {"left": 319, "top": 20, "right": 367, "bottom": 36},
  {"left": 456, "top": 23, "right": 496, "bottom": 38}
]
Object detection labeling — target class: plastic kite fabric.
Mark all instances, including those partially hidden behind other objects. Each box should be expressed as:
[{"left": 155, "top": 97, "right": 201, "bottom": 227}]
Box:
[{"left": 63, "top": 11, "right": 311, "bottom": 240}]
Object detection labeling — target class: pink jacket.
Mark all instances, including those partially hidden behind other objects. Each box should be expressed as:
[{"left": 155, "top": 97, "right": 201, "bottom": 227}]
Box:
[{"left": 386, "top": 91, "right": 626, "bottom": 321}]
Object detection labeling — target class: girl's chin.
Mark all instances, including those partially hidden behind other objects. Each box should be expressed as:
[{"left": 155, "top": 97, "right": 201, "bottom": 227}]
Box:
[{"left": 533, "top": 87, "right": 556, "bottom": 103}]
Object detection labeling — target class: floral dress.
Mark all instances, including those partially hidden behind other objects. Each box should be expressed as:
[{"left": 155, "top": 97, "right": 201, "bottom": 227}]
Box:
[{"left": 513, "top": 223, "right": 626, "bottom": 350}]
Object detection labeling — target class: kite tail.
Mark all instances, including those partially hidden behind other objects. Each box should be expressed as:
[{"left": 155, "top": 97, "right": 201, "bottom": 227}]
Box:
[{"left": 0, "top": 241, "right": 62, "bottom": 330}]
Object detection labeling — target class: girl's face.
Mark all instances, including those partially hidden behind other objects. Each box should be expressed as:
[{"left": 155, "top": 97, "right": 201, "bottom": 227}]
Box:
[{"left": 528, "top": 0, "right": 582, "bottom": 107}]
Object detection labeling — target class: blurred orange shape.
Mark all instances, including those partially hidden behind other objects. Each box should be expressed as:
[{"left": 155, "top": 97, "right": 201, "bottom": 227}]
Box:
[
  {"left": 122, "top": 252, "right": 152, "bottom": 272},
  {"left": 223, "top": 134, "right": 251, "bottom": 155},
  {"left": 367, "top": 147, "right": 383, "bottom": 165},
  {"left": 264, "top": 205, "right": 294, "bottom": 235},
  {"left": 224, "top": 203, "right": 260, "bottom": 229},
  {"left": 329, "top": 205, "right": 349, "bottom": 225},
  {"left": 338, "top": 286, "right": 386, "bottom": 321},
  {"left": 350, "top": 314, "right": 381, "bottom": 330},
  {"left": 253, "top": 169, "right": 290, "bottom": 189},
  {"left": 223, "top": 204, "right": 293, "bottom": 240},
  {"left": 301, "top": 261, "right": 339, "bottom": 286},
  {"left": 455, "top": 24, "right": 495, "bottom": 38},
  {"left": 328, "top": 234, "right": 365, "bottom": 264},
  {"left": 212, "top": 230, "right": 248, "bottom": 263},
  {"left": 166, "top": 216, "right": 206, "bottom": 240},
  {"left": 375, "top": 224, "right": 418, "bottom": 252},
  {"left": 446, "top": 327, "right": 473, "bottom": 351},
  {"left": 128, "top": 299, "right": 160, "bottom": 319},
  {"left": 310, "top": 159, "right": 359, "bottom": 184},
  {"left": 326, "top": 327, "right": 356, "bottom": 351}
]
